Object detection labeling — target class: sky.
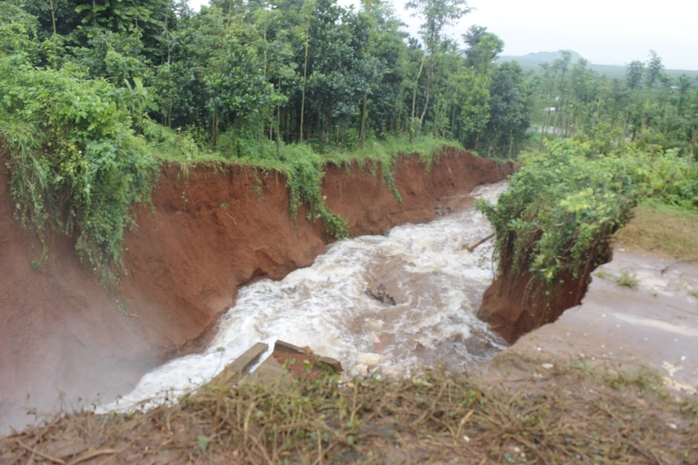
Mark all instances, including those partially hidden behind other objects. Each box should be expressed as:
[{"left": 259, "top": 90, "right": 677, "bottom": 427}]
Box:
[{"left": 187, "top": 0, "right": 698, "bottom": 71}]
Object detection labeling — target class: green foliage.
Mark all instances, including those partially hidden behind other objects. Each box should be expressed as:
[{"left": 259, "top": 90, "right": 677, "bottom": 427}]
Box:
[
  {"left": 0, "top": 0, "right": 557, "bottom": 308},
  {"left": 280, "top": 144, "right": 349, "bottom": 238},
  {"left": 478, "top": 139, "right": 642, "bottom": 284},
  {"left": 0, "top": 58, "right": 158, "bottom": 286},
  {"left": 159, "top": 129, "right": 460, "bottom": 239},
  {"left": 531, "top": 50, "right": 698, "bottom": 160},
  {"left": 0, "top": 3, "right": 40, "bottom": 58},
  {"left": 480, "top": 61, "right": 532, "bottom": 157}
]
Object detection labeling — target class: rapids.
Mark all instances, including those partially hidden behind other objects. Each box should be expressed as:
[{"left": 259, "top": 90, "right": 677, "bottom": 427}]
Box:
[{"left": 103, "top": 182, "right": 508, "bottom": 411}]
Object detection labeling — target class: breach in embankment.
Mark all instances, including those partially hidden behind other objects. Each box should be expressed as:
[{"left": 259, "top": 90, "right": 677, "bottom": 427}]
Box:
[{"left": 0, "top": 140, "right": 513, "bottom": 433}]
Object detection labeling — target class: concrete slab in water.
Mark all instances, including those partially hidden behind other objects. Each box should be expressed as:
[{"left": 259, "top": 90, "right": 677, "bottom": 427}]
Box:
[{"left": 212, "top": 342, "right": 268, "bottom": 385}]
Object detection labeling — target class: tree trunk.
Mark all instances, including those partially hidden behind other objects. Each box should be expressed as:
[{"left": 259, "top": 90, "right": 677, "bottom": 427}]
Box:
[
  {"left": 360, "top": 94, "right": 368, "bottom": 148},
  {"left": 411, "top": 54, "right": 426, "bottom": 120},
  {"left": 300, "top": 30, "right": 310, "bottom": 142},
  {"left": 276, "top": 107, "right": 281, "bottom": 158},
  {"left": 419, "top": 58, "right": 434, "bottom": 124}
]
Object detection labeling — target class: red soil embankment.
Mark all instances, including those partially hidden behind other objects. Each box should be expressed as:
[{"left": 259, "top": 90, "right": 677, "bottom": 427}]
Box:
[
  {"left": 477, "top": 242, "right": 612, "bottom": 344},
  {"left": 0, "top": 148, "right": 513, "bottom": 433}
]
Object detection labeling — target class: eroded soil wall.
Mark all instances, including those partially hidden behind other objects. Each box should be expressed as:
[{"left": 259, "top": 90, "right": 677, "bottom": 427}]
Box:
[
  {"left": 477, "top": 243, "right": 612, "bottom": 344},
  {"left": 0, "top": 148, "right": 513, "bottom": 432}
]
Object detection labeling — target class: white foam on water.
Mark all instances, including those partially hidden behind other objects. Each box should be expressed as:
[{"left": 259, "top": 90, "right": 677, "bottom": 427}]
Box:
[{"left": 101, "top": 182, "right": 508, "bottom": 412}]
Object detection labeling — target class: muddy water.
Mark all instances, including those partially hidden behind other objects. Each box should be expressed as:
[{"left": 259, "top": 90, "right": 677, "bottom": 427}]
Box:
[{"left": 103, "top": 182, "right": 508, "bottom": 411}]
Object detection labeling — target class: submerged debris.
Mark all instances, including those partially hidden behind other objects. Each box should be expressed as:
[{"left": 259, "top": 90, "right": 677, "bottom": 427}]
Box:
[
  {"left": 365, "top": 283, "right": 396, "bottom": 305},
  {"left": 435, "top": 204, "right": 454, "bottom": 217}
]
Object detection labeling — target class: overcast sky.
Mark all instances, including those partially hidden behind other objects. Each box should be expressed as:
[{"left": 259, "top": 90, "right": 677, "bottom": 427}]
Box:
[{"left": 188, "top": 0, "right": 698, "bottom": 71}]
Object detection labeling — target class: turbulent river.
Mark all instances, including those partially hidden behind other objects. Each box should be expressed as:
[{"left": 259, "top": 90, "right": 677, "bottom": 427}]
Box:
[{"left": 104, "top": 182, "right": 508, "bottom": 411}]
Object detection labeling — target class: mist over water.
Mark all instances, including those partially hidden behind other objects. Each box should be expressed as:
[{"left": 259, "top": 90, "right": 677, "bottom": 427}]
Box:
[{"left": 103, "top": 182, "right": 508, "bottom": 412}]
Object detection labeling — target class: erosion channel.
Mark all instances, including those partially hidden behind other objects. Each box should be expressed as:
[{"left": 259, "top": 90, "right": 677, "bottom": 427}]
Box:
[
  {"left": 0, "top": 149, "right": 514, "bottom": 433},
  {"left": 106, "top": 182, "right": 509, "bottom": 411}
]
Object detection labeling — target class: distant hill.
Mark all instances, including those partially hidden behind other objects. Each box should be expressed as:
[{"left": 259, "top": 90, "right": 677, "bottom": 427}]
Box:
[
  {"left": 497, "top": 50, "right": 698, "bottom": 80},
  {"left": 498, "top": 50, "right": 583, "bottom": 66}
]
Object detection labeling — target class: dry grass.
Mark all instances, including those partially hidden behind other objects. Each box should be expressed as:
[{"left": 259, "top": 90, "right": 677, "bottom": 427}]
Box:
[
  {"left": 614, "top": 202, "right": 698, "bottom": 261},
  {"left": 1, "top": 353, "right": 696, "bottom": 464}
]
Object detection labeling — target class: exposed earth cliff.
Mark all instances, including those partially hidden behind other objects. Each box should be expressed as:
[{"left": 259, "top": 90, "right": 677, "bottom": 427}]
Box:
[{"left": 0, "top": 148, "right": 513, "bottom": 432}]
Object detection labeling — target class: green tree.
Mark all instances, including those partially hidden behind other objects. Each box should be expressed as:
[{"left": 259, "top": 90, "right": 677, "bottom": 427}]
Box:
[
  {"left": 482, "top": 61, "right": 531, "bottom": 157},
  {"left": 406, "top": 0, "right": 470, "bottom": 127}
]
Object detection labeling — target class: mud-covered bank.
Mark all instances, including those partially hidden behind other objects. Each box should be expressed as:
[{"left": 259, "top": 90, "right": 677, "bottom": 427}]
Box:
[
  {"left": 477, "top": 241, "right": 612, "bottom": 344},
  {"left": 0, "top": 149, "right": 513, "bottom": 432}
]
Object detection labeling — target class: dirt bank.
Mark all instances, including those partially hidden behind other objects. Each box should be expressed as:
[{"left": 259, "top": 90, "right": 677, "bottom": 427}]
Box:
[
  {"left": 477, "top": 240, "right": 612, "bottom": 344},
  {"left": 0, "top": 148, "right": 513, "bottom": 433}
]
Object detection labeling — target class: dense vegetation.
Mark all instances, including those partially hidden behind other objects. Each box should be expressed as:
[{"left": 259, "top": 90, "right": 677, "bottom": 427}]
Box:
[
  {"left": 479, "top": 139, "right": 698, "bottom": 285},
  {"left": 1, "top": 0, "right": 697, "bottom": 287},
  {"left": 480, "top": 48, "right": 698, "bottom": 283},
  {"left": 0, "top": 0, "right": 527, "bottom": 284}
]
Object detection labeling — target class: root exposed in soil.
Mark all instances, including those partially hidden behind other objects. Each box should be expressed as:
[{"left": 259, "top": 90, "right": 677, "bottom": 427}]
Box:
[{"left": 1, "top": 353, "right": 696, "bottom": 464}]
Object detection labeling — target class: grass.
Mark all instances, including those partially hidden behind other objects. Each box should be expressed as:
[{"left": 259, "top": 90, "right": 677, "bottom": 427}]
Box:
[
  {"left": 1, "top": 352, "right": 696, "bottom": 464},
  {"left": 614, "top": 200, "right": 698, "bottom": 261},
  {"left": 594, "top": 269, "right": 641, "bottom": 290},
  {"left": 615, "top": 270, "right": 639, "bottom": 290}
]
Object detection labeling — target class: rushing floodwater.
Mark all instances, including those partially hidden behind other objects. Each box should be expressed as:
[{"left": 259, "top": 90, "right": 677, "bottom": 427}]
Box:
[{"left": 103, "top": 182, "right": 508, "bottom": 412}]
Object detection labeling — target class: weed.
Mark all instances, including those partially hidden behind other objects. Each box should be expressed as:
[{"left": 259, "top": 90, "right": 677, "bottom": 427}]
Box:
[
  {"left": 251, "top": 184, "right": 264, "bottom": 203},
  {"left": 604, "top": 367, "right": 663, "bottom": 393},
  {"left": 115, "top": 299, "right": 129, "bottom": 316},
  {"left": 30, "top": 259, "right": 42, "bottom": 271},
  {"left": 616, "top": 270, "right": 639, "bottom": 289}
]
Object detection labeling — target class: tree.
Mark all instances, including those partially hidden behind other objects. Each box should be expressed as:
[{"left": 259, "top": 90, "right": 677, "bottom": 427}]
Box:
[
  {"left": 463, "top": 25, "right": 502, "bottom": 74},
  {"left": 405, "top": 0, "right": 470, "bottom": 126},
  {"left": 645, "top": 50, "right": 663, "bottom": 89},
  {"left": 482, "top": 61, "right": 531, "bottom": 157}
]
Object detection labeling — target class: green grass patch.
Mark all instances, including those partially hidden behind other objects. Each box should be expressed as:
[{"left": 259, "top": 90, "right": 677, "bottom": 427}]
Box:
[{"left": 615, "top": 270, "right": 639, "bottom": 289}]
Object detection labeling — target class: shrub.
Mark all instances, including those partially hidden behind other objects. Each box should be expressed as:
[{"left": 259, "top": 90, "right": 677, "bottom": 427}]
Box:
[{"left": 0, "top": 58, "right": 158, "bottom": 286}]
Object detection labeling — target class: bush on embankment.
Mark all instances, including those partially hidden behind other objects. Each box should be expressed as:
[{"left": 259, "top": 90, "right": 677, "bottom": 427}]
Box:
[
  {"left": 476, "top": 137, "right": 698, "bottom": 341},
  {"left": 479, "top": 138, "right": 698, "bottom": 286},
  {"left": 0, "top": 57, "right": 463, "bottom": 288},
  {"left": 0, "top": 57, "right": 159, "bottom": 286}
]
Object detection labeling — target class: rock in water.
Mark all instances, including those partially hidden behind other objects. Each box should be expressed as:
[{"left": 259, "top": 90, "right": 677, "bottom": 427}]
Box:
[{"left": 365, "top": 283, "right": 396, "bottom": 305}]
